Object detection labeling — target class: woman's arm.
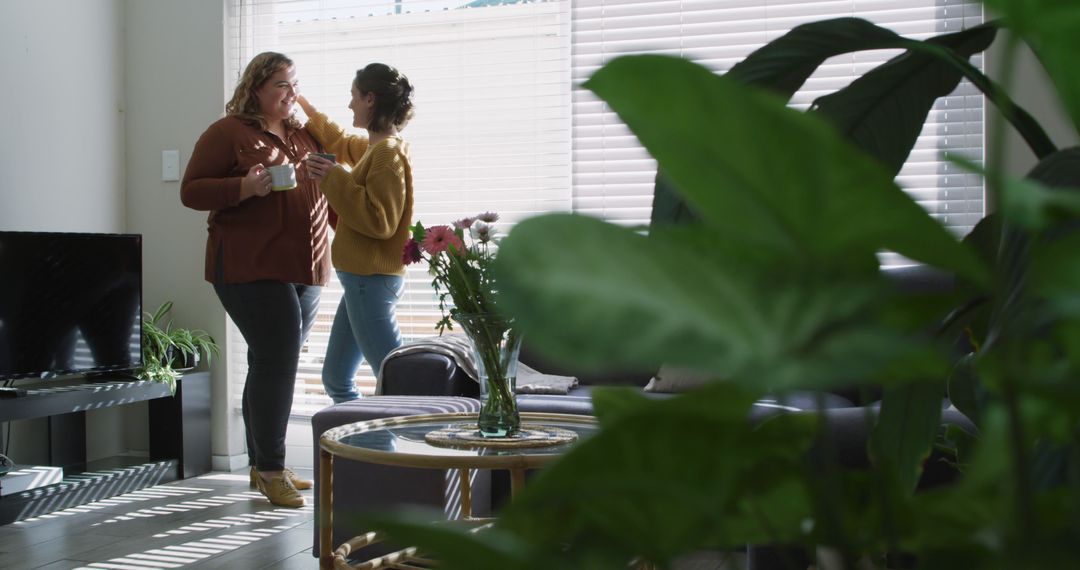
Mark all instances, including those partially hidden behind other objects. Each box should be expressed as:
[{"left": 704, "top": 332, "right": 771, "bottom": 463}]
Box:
[
  {"left": 299, "top": 95, "right": 370, "bottom": 167},
  {"left": 320, "top": 145, "right": 406, "bottom": 239},
  {"left": 181, "top": 123, "right": 272, "bottom": 210}
]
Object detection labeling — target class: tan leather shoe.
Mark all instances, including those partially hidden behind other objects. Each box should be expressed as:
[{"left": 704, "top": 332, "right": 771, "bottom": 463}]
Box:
[
  {"left": 254, "top": 472, "right": 306, "bottom": 508},
  {"left": 249, "top": 466, "right": 313, "bottom": 491},
  {"left": 283, "top": 467, "right": 313, "bottom": 490}
]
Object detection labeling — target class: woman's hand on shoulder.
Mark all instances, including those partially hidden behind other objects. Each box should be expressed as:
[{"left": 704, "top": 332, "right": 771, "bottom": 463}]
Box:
[
  {"left": 297, "top": 95, "right": 317, "bottom": 118},
  {"left": 240, "top": 164, "right": 272, "bottom": 200}
]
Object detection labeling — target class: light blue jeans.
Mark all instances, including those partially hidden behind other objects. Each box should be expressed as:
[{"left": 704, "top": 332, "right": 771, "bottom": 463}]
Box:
[{"left": 321, "top": 271, "right": 404, "bottom": 403}]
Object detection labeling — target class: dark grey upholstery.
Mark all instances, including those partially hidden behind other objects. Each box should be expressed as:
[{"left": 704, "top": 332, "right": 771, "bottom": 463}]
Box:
[
  {"left": 514, "top": 386, "right": 855, "bottom": 417},
  {"left": 379, "top": 352, "right": 479, "bottom": 397},
  {"left": 310, "top": 396, "right": 488, "bottom": 558},
  {"left": 518, "top": 344, "right": 656, "bottom": 387}
]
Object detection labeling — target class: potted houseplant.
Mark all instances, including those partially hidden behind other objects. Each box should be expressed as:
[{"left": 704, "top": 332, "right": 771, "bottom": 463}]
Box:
[
  {"left": 136, "top": 301, "right": 219, "bottom": 393},
  {"left": 363, "top": 1, "right": 1080, "bottom": 568}
]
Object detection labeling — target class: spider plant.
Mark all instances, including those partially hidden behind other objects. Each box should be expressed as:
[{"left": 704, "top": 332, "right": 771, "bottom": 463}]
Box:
[{"left": 135, "top": 301, "right": 219, "bottom": 393}]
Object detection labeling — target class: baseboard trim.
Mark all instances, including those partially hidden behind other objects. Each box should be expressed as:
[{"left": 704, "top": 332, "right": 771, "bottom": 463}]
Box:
[{"left": 212, "top": 453, "right": 248, "bottom": 472}]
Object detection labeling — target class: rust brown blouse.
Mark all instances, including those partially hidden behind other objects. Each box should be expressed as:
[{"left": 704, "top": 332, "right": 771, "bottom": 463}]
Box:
[{"left": 181, "top": 116, "right": 331, "bottom": 286}]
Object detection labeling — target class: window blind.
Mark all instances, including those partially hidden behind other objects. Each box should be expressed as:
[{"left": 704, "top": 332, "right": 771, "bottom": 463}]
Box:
[
  {"left": 572, "top": 0, "right": 985, "bottom": 235},
  {"left": 225, "top": 0, "right": 984, "bottom": 416}
]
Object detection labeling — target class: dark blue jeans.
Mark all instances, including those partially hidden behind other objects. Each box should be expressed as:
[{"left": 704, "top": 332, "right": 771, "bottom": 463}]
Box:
[{"left": 213, "top": 280, "right": 320, "bottom": 472}]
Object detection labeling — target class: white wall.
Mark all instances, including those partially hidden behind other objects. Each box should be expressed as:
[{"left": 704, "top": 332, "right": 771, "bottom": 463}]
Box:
[
  {"left": 123, "top": 0, "right": 243, "bottom": 466},
  {"left": 1, "top": 0, "right": 127, "bottom": 462},
  {"left": 1, "top": 0, "right": 243, "bottom": 468},
  {"left": 0, "top": 0, "right": 126, "bottom": 233}
]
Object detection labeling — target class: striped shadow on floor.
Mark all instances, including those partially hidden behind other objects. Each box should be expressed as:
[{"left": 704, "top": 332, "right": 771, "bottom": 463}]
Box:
[{"left": 0, "top": 471, "right": 316, "bottom": 569}]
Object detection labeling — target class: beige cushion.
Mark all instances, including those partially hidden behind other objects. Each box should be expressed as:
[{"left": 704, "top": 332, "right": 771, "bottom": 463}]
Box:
[{"left": 643, "top": 364, "right": 716, "bottom": 393}]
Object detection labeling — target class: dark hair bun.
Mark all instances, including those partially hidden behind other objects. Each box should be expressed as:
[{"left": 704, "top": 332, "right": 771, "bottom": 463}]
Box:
[{"left": 355, "top": 63, "right": 415, "bottom": 131}]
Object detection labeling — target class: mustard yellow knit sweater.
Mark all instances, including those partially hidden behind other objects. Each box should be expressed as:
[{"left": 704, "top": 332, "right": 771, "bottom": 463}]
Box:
[{"left": 305, "top": 111, "right": 413, "bottom": 276}]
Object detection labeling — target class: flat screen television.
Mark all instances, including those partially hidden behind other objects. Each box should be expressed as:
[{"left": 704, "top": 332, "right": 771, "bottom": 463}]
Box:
[{"left": 0, "top": 232, "right": 142, "bottom": 382}]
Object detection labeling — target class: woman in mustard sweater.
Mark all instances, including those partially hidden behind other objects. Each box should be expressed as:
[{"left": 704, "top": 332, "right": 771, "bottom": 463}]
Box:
[{"left": 300, "top": 63, "right": 414, "bottom": 403}]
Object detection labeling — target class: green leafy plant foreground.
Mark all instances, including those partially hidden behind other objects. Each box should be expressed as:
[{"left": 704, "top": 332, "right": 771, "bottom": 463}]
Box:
[{"left": 365, "top": 4, "right": 1080, "bottom": 568}]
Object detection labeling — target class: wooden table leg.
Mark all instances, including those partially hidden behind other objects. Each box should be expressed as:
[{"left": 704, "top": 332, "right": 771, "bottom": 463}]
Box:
[
  {"left": 319, "top": 447, "right": 334, "bottom": 570},
  {"left": 510, "top": 468, "right": 526, "bottom": 499},
  {"left": 458, "top": 468, "right": 472, "bottom": 519}
]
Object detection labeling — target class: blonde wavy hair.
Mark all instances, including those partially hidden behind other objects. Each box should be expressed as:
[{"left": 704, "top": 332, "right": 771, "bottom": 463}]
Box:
[{"left": 225, "top": 52, "right": 301, "bottom": 130}]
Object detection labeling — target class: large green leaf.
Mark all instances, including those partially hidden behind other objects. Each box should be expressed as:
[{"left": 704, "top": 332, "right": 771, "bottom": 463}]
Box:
[
  {"left": 493, "top": 383, "right": 816, "bottom": 566},
  {"left": 1027, "top": 146, "right": 1080, "bottom": 188},
  {"left": 871, "top": 381, "right": 947, "bottom": 493},
  {"left": 650, "top": 170, "right": 699, "bottom": 227},
  {"left": 366, "top": 387, "right": 820, "bottom": 568},
  {"left": 361, "top": 509, "right": 549, "bottom": 570},
  {"left": 726, "top": 17, "right": 1051, "bottom": 161},
  {"left": 494, "top": 213, "right": 939, "bottom": 391},
  {"left": 494, "top": 214, "right": 760, "bottom": 374},
  {"left": 727, "top": 17, "right": 907, "bottom": 99},
  {"left": 1031, "top": 232, "right": 1080, "bottom": 318},
  {"left": 1021, "top": 147, "right": 1080, "bottom": 229},
  {"left": 983, "top": 0, "right": 1080, "bottom": 135},
  {"left": 948, "top": 353, "right": 987, "bottom": 429},
  {"left": 812, "top": 25, "right": 997, "bottom": 177},
  {"left": 585, "top": 55, "right": 988, "bottom": 285},
  {"left": 952, "top": 148, "right": 1080, "bottom": 361},
  {"left": 952, "top": 150, "right": 1080, "bottom": 230}
]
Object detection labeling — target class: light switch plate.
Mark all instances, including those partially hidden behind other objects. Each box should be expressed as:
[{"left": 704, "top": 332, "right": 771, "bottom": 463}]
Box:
[{"left": 162, "top": 150, "right": 180, "bottom": 182}]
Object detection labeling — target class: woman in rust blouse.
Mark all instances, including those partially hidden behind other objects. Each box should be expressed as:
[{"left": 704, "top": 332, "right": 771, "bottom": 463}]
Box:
[{"left": 181, "top": 52, "right": 328, "bottom": 508}]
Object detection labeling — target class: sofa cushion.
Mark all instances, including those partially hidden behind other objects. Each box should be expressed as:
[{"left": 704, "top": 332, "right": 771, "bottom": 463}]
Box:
[
  {"left": 643, "top": 364, "right": 716, "bottom": 393},
  {"left": 515, "top": 386, "right": 853, "bottom": 418},
  {"left": 379, "top": 352, "right": 480, "bottom": 397},
  {"left": 519, "top": 344, "right": 656, "bottom": 387},
  {"left": 517, "top": 392, "right": 597, "bottom": 416}
]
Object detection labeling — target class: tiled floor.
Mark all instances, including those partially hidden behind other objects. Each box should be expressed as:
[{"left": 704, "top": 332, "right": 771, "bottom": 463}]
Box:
[{"left": 0, "top": 469, "right": 316, "bottom": 569}]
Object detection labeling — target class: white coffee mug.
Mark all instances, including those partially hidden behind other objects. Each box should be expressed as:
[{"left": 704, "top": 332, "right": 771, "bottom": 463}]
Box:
[{"left": 267, "top": 164, "right": 297, "bottom": 191}]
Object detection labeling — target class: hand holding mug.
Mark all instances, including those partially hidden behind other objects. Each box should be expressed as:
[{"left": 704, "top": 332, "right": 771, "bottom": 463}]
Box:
[
  {"left": 304, "top": 153, "right": 335, "bottom": 184},
  {"left": 241, "top": 163, "right": 272, "bottom": 199},
  {"left": 267, "top": 164, "right": 297, "bottom": 191}
]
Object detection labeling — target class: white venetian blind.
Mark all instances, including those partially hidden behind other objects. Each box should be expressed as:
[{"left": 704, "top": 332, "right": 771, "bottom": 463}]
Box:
[
  {"left": 225, "top": 0, "right": 572, "bottom": 416},
  {"left": 225, "top": 0, "right": 984, "bottom": 416},
  {"left": 572, "top": 0, "right": 985, "bottom": 235}
]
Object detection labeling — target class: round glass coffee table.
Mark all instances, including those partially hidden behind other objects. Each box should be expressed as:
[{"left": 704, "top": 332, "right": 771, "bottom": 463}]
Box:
[{"left": 318, "top": 411, "right": 598, "bottom": 569}]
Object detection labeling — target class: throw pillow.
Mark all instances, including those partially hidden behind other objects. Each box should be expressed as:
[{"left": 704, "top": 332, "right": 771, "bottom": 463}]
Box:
[{"left": 643, "top": 364, "right": 716, "bottom": 393}]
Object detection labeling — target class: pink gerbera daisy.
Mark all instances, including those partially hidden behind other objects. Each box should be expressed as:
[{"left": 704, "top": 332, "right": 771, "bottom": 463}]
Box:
[{"left": 421, "top": 225, "right": 464, "bottom": 255}]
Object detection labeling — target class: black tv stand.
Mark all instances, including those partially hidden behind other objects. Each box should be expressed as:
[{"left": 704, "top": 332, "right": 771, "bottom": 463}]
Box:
[
  {"left": 0, "top": 373, "right": 210, "bottom": 524},
  {"left": 82, "top": 370, "right": 142, "bottom": 383},
  {"left": 0, "top": 387, "right": 27, "bottom": 399}
]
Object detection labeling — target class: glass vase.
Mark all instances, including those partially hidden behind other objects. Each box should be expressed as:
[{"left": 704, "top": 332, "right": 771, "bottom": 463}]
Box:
[{"left": 453, "top": 313, "right": 522, "bottom": 437}]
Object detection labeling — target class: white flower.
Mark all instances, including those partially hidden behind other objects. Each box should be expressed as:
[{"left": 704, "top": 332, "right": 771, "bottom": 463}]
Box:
[{"left": 470, "top": 221, "right": 496, "bottom": 243}]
